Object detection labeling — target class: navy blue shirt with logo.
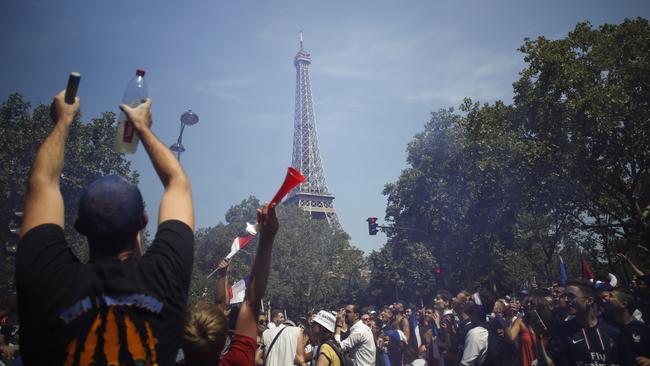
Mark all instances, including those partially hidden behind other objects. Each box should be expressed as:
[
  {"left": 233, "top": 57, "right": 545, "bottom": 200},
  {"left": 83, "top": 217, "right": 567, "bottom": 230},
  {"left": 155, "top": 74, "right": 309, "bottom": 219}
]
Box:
[
  {"left": 618, "top": 319, "right": 650, "bottom": 366},
  {"left": 547, "top": 318, "right": 622, "bottom": 366}
]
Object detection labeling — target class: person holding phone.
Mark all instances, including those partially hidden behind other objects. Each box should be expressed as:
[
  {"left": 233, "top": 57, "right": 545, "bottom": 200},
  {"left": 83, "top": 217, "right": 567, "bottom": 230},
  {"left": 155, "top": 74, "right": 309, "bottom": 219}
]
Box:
[
  {"left": 541, "top": 281, "right": 623, "bottom": 366},
  {"left": 505, "top": 292, "right": 552, "bottom": 366}
]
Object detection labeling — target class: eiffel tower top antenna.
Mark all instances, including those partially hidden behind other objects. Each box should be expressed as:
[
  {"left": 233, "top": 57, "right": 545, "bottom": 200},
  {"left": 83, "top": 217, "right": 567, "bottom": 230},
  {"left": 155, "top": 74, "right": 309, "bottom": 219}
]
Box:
[{"left": 300, "top": 31, "right": 303, "bottom": 50}]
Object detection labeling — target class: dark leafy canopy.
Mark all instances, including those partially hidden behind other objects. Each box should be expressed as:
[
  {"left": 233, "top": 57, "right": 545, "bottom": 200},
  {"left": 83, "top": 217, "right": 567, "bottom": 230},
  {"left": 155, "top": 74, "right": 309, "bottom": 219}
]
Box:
[
  {"left": 0, "top": 93, "right": 139, "bottom": 295},
  {"left": 515, "top": 18, "right": 650, "bottom": 255},
  {"left": 191, "top": 197, "right": 368, "bottom": 317},
  {"left": 375, "top": 18, "right": 650, "bottom": 299}
]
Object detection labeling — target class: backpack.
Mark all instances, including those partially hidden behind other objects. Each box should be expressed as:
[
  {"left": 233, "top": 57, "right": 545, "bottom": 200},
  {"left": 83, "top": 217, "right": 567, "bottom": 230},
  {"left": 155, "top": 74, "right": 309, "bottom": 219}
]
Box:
[
  {"left": 320, "top": 339, "right": 353, "bottom": 366},
  {"left": 482, "top": 323, "right": 517, "bottom": 366}
]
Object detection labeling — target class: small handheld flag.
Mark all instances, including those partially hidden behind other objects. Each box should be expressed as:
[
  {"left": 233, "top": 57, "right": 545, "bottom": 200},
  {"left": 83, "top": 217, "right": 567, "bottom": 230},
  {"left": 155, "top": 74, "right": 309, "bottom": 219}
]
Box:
[
  {"left": 581, "top": 256, "right": 594, "bottom": 281},
  {"left": 246, "top": 222, "right": 258, "bottom": 235},
  {"left": 229, "top": 276, "right": 250, "bottom": 304},
  {"left": 225, "top": 234, "right": 255, "bottom": 260},
  {"left": 409, "top": 311, "right": 422, "bottom": 348},
  {"left": 559, "top": 256, "right": 568, "bottom": 286}
]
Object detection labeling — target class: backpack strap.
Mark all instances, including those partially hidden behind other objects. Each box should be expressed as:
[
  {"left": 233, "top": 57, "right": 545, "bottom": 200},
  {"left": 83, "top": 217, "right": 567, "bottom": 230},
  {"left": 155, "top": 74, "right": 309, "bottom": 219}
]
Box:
[
  {"left": 264, "top": 326, "right": 288, "bottom": 365},
  {"left": 316, "top": 346, "right": 333, "bottom": 366},
  {"left": 323, "top": 340, "right": 345, "bottom": 366}
]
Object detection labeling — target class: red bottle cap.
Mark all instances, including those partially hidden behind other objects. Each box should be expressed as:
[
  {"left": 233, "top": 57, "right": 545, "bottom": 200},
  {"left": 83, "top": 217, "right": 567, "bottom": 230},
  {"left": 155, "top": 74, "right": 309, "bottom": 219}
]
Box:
[{"left": 136, "top": 69, "right": 146, "bottom": 77}]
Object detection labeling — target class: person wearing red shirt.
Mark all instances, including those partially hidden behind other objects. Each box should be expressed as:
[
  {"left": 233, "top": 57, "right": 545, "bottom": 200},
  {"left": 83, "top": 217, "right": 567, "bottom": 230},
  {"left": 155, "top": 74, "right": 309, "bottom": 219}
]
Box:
[{"left": 182, "top": 204, "right": 278, "bottom": 365}]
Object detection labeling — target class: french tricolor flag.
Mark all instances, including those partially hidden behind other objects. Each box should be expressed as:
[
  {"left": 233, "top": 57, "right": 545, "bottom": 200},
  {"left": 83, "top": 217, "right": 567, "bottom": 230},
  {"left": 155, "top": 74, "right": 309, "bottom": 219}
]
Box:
[
  {"left": 225, "top": 235, "right": 255, "bottom": 260},
  {"left": 410, "top": 311, "right": 422, "bottom": 349},
  {"left": 228, "top": 276, "right": 251, "bottom": 304}
]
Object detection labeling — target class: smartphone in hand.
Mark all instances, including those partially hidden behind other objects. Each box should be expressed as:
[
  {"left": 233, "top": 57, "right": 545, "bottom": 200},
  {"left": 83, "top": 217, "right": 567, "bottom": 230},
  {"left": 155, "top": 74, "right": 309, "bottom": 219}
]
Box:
[{"left": 531, "top": 310, "right": 547, "bottom": 331}]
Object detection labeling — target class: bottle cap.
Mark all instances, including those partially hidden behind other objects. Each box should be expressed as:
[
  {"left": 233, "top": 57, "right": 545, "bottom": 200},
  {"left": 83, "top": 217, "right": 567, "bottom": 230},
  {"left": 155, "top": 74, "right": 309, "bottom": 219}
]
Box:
[{"left": 136, "top": 69, "right": 146, "bottom": 77}]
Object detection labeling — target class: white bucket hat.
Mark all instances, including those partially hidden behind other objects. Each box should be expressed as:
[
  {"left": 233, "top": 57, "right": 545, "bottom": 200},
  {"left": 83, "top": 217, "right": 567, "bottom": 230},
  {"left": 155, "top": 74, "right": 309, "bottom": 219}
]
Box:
[{"left": 312, "top": 310, "right": 336, "bottom": 333}]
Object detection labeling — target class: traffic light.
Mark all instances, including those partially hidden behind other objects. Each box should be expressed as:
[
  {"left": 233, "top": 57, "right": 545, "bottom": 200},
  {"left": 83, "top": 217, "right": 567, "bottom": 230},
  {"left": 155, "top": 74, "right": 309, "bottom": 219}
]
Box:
[
  {"left": 367, "top": 217, "right": 379, "bottom": 235},
  {"left": 434, "top": 265, "right": 442, "bottom": 280}
]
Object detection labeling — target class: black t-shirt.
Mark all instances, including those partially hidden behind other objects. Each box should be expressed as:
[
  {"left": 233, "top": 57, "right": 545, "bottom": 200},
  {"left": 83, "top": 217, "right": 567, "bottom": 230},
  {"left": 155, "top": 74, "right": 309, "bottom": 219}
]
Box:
[
  {"left": 16, "top": 220, "right": 194, "bottom": 366},
  {"left": 618, "top": 319, "right": 650, "bottom": 366},
  {"left": 547, "top": 318, "right": 622, "bottom": 366}
]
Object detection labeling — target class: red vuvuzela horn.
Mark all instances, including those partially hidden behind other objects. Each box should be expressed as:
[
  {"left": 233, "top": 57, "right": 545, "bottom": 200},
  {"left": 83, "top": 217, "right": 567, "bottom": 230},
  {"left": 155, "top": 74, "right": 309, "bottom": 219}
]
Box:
[{"left": 270, "top": 167, "right": 306, "bottom": 206}]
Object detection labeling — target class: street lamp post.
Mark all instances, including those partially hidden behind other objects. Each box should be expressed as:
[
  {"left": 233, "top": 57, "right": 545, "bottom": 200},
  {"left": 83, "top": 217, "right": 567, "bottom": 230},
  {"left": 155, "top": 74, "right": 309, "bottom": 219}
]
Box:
[{"left": 170, "top": 110, "right": 199, "bottom": 161}]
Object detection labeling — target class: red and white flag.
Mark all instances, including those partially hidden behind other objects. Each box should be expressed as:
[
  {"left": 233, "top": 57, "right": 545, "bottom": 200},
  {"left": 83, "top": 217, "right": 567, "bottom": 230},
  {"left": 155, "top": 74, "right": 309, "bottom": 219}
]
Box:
[
  {"left": 229, "top": 277, "right": 249, "bottom": 304},
  {"left": 225, "top": 235, "right": 255, "bottom": 259}
]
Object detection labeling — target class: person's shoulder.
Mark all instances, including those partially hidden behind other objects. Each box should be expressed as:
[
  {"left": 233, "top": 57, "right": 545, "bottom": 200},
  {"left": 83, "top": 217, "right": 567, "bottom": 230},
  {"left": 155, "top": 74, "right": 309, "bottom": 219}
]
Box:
[
  {"left": 17, "top": 223, "right": 65, "bottom": 248},
  {"left": 220, "top": 334, "right": 257, "bottom": 366},
  {"left": 157, "top": 219, "right": 194, "bottom": 236},
  {"left": 16, "top": 223, "right": 77, "bottom": 277},
  {"left": 263, "top": 325, "right": 282, "bottom": 338},
  {"left": 624, "top": 319, "right": 648, "bottom": 327},
  {"left": 598, "top": 320, "right": 620, "bottom": 336},
  {"left": 146, "top": 220, "right": 194, "bottom": 260},
  {"left": 287, "top": 325, "right": 302, "bottom": 335},
  {"left": 262, "top": 327, "right": 274, "bottom": 340},
  {"left": 20, "top": 222, "right": 64, "bottom": 236},
  {"left": 467, "top": 325, "right": 488, "bottom": 338},
  {"left": 560, "top": 317, "right": 581, "bottom": 336},
  {"left": 320, "top": 342, "right": 337, "bottom": 355},
  {"left": 357, "top": 321, "right": 372, "bottom": 333},
  {"left": 230, "top": 334, "right": 257, "bottom": 348}
]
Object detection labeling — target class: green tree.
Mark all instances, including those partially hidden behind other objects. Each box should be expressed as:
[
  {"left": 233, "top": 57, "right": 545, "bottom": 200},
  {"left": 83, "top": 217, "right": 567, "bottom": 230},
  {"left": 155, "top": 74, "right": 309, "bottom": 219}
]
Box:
[
  {"left": 376, "top": 18, "right": 650, "bottom": 296},
  {"left": 380, "top": 105, "right": 525, "bottom": 294},
  {"left": 0, "top": 93, "right": 139, "bottom": 294},
  {"left": 366, "top": 240, "right": 438, "bottom": 306},
  {"left": 190, "top": 197, "right": 368, "bottom": 317},
  {"left": 514, "top": 18, "right": 650, "bottom": 261}
]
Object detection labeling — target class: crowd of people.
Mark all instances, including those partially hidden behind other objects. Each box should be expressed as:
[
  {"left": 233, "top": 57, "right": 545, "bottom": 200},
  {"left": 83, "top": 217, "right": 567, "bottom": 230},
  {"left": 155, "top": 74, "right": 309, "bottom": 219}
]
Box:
[
  {"left": 222, "top": 276, "right": 649, "bottom": 366},
  {"left": 1, "top": 91, "right": 649, "bottom": 366}
]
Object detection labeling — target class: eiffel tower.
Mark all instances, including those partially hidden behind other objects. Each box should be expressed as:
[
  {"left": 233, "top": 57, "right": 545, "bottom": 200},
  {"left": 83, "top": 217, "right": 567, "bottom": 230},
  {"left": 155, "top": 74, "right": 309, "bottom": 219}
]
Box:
[{"left": 285, "top": 33, "right": 341, "bottom": 228}]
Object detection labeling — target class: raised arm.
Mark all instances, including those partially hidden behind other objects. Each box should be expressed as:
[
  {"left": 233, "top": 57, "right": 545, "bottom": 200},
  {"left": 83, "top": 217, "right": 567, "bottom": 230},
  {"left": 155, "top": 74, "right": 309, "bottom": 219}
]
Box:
[
  {"left": 505, "top": 317, "right": 522, "bottom": 343},
  {"left": 334, "top": 310, "right": 346, "bottom": 345},
  {"left": 400, "top": 316, "right": 410, "bottom": 343},
  {"left": 214, "top": 258, "right": 231, "bottom": 309},
  {"left": 234, "top": 204, "right": 278, "bottom": 339},
  {"left": 617, "top": 253, "right": 645, "bottom": 276},
  {"left": 20, "top": 91, "right": 79, "bottom": 237},
  {"left": 120, "top": 99, "right": 194, "bottom": 230}
]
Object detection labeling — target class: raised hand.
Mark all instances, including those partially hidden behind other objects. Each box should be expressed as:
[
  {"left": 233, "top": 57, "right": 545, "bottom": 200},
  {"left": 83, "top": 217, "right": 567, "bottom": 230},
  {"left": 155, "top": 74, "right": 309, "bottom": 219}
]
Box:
[
  {"left": 216, "top": 258, "right": 231, "bottom": 278},
  {"left": 257, "top": 203, "right": 279, "bottom": 242},
  {"left": 119, "top": 98, "right": 153, "bottom": 131},
  {"left": 51, "top": 89, "right": 80, "bottom": 124}
]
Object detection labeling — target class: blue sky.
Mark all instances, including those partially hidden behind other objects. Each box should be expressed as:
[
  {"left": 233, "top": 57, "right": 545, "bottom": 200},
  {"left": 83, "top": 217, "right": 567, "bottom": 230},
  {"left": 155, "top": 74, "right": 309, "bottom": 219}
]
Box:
[{"left": 2, "top": 0, "right": 649, "bottom": 254}]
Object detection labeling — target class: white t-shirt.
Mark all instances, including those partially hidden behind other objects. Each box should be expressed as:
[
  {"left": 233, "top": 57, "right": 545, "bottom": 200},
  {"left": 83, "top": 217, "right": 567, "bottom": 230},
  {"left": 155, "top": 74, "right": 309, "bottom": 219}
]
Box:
[
  {"left": 460, "top": 326, "right": 488, "bottom": 366},
  {"left": 335, "top": 320, "right": 376, "bottom": 366},
  {"left": 262, "top": 325, "right": 302, "bottom": 366}
]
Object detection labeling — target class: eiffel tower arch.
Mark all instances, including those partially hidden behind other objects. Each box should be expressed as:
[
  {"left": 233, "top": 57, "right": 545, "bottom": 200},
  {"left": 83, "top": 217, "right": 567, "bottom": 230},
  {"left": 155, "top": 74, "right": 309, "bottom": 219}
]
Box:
[{"left": 285, "top": 33, "right": 342, "bottom": 229}]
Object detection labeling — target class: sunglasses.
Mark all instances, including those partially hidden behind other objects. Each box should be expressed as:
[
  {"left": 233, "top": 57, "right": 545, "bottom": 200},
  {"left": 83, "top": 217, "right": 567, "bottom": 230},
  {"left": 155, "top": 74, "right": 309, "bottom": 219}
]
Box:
[
  {"left": 559, "top": 293, "right": 577, "bottom": 301},
  {"left": 258, "top": 320, "right": 269, "bottom": 325}
]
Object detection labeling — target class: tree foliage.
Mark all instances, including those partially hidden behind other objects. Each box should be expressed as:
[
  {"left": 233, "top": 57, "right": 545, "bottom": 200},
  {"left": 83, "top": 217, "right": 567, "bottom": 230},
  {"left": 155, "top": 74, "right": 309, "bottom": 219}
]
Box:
[
  {"left": 0, "top": 93, "right": 139, "bottom": 295},
  {"left": 0, "top": 94, "right": 368, "bottom": 316},
  {"left": 190, "top": 197, "right": 368, "bottom": 317},
  {"left": 373, "top": 18, "right": 650, "bottom": 298}
]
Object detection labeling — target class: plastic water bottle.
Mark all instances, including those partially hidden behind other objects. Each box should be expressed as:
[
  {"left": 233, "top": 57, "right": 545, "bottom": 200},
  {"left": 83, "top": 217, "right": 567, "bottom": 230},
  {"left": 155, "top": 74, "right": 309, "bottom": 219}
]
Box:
[{"left": 114, "top": 69, "right": 148, "bottom": 154}]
